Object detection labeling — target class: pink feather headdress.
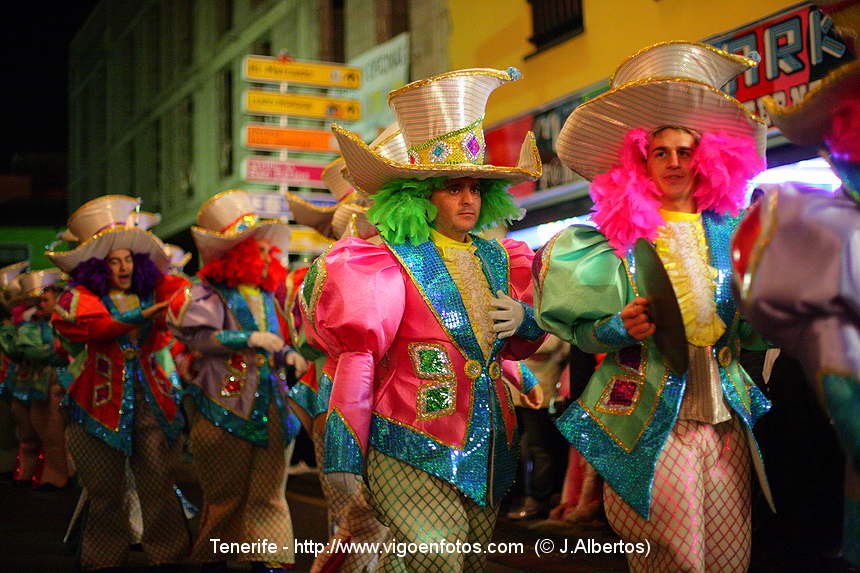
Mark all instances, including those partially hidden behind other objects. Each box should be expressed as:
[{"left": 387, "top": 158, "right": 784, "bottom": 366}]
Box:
[{"left": 588, "top": 128, "right": 765, "bottom": 256}]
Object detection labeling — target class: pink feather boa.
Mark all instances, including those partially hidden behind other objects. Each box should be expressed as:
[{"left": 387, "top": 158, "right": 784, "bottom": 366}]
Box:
[{"left": 588, "top": 128, "right": 765, "bottom": 256}]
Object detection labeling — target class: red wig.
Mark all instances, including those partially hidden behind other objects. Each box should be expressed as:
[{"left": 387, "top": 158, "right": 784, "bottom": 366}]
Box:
[{"left": 198, "top": 237, "right": 287, "bottom": 292}]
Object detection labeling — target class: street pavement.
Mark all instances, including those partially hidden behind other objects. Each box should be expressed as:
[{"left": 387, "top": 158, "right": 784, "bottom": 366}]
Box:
[{"left": 0, "top": 467, "right": 854, "bottom": 572}]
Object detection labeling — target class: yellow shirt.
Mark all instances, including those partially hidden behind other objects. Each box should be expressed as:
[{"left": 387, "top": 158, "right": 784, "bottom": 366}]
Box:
[
  {"left": 655, "top": 209, "right": 725, "bottom": 347},
  {"left": 430, "top": 229, "right": 495, "bottom": 360},
  {"left": 238, "top": 284, "right": 266, "bottom": 330}
]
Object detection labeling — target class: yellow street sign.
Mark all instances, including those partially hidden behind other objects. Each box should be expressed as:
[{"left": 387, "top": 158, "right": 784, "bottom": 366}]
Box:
[
  {"left": 245, "top": 90, "right": 361, "bottom": 121},
  {"left": 244, "top": 56, "right": 362, "bottom": 89}
]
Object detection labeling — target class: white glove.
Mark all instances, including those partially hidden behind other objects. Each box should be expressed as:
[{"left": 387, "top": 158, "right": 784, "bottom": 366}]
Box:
[
  {"left": 490, "top": 290, "right": 525, "bottom": 339},
  {"left": 326, "top": 471, "right": 362, "bottom": 497},
  {"left": 248, "top": 331, "right": 285, "bottom": 354},
  {"left": 22, "top": 306, "right": 37, "bottom": 322},
  {"left": 286, "top": 350, "right": 308, "bottom": 377}
]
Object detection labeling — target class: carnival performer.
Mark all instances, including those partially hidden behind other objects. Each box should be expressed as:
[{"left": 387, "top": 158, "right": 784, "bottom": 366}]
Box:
[
  {"left": 9, "top": 269, "right": 70, "bottom": 490},
  {"left": 47, "top": 195, "right": 191, "bottom": 570},
  {"left": 534, "top": 42, "right": 772, "bottom": 573},
  {"left": 284, "top": 129, "right": 408, "bottom": 573},
  {"left": 731, "top": 2, "right": 860, "bottom": 565},
  {"left": 301, "top": 67, "right": 545, "bottom": 573},
  {"left": 167, "top": 190, "right": 303, "bottom": 573},
  {"left": 0, "top": 261, "right": 33, "bottom": 483}
]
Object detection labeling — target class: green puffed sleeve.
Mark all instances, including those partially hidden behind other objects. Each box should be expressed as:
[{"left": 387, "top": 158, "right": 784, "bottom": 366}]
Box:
[{"left": 534, "top": 225, "right": 637, "bottom": 353}]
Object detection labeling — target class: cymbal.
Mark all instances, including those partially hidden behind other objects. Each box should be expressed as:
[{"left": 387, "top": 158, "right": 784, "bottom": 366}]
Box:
[{"left": 633, "top": 238, "right": 688, "bottom": 376}]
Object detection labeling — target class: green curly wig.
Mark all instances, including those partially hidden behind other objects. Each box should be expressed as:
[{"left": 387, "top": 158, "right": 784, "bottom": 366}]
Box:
[{"left": 367, "top": 177, "right": 521, "bottom": 244}]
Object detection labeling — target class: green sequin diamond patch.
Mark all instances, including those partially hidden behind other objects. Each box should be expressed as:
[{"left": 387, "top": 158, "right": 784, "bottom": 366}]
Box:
[
  {"left": 424, "top": 385, "right": 451, "bottom": 413},
  {"left": 408, "top": 342, "right": 453, "bottom": 380}
]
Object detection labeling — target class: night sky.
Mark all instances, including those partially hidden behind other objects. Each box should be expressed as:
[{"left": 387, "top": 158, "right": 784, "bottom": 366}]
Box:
[{"left": 0, "top": 3, "right": 97, "bottom": 173}]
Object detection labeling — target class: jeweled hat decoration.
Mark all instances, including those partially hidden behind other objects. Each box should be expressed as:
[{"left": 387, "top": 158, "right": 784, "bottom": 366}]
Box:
[
  {"left": 556, "top": 41, "right": 768, "bottom": 181},
  {"left": 191, "top": 190, "right": 292, "bottom": 264},
  {"left": 46, "top": 195, "right": 170, "bottom": 273},
  {"left": 332, "top": 67, "right": 542, "bottom": 194}
]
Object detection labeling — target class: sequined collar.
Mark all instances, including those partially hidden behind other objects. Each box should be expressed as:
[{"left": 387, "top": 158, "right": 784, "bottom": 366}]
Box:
[
  {"left": 209, "top": 282, "right": 281, "bottom": 337},
  {"left": 387, "top": 235, "right": 508, "bottom": 363}
]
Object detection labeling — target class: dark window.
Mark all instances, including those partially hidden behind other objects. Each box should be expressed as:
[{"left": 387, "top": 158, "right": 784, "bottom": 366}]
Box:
[
  {"left": 216, "top": 0, "right": 234, "bottom": 36},
  {"left": 376, "top": 0, "right": 409, "bottom": 43},
  {"left": 219, "top": 69, "right": 233, "bottom": 178},
  {"left": 320, "top": 0, "right": 345, "bottom": 62},
  {"left": 527, "top": 0, "right": 583, "bottom": 56}
]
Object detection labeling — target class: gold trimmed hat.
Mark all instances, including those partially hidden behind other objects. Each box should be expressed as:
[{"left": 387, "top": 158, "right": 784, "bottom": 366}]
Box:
[
  {"left": 46, "top": 195, "right": 170, "bottom": 273},
  {"left": 332, "top": 67, "right": 542, "bottom": 193},
  {"left": 0, "top": 261, "right": 29, "bottom": 308},
  {"left": 191, "top": 190, "right": 292, "bottom": 264},
  {"left": 16, "top": 269, "right": 65, "bottom": 301},
  {"left": 764, "top": 2, "right": 860, "bottom": 146},
  {"left": 286, "top": 123, "right": 408, "bottom": 240},
  {"left": 557, "top": 41, "right": 767, "bottom": 181},
  {"left": 58, "top": 210, "right": 162, "bottom": 244},
  {"left": 163, "top": 244, "right": 192, "bottom": 273}
]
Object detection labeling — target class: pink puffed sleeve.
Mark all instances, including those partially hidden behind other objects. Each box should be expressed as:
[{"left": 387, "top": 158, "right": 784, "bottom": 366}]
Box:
[{"left": 301, "top": 238, "right": 405, "bottom": 468}]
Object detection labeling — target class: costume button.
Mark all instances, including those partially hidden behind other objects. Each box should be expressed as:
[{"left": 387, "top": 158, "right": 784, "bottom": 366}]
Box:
[
  {"left": 256, "top": 355, "right": 266, "bottom": 367},
  {"left": 488, "top": 361, "right": 502, "bottom": 380},
  {"left": 718, "top": 346, "right": 732, "bottom": 367},
  {"left": 464, "top": 360, "right": 482, "bottom": 379}
]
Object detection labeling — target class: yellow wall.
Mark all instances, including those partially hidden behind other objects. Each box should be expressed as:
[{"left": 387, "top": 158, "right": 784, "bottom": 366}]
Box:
[{"left": 448, "top": 0, "right": 801, "bottom": 126}]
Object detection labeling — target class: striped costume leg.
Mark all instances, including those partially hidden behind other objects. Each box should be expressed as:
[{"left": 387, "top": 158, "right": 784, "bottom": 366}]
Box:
[{"left": 605, "top": 417, "right": 751, "bottom": 573}]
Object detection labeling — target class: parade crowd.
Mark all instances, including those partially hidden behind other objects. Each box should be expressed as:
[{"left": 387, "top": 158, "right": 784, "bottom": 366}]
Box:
[{"left": 1, "top": 7, "right": 859, "bottom": 573}]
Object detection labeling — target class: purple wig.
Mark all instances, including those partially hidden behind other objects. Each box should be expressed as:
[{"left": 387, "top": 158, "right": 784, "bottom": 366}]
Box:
[{"left": 70, "top": 253, "right": 163, "bottom": 298}]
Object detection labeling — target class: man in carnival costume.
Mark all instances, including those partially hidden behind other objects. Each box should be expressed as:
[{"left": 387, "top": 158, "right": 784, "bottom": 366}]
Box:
[
  {"left": 301, "top": 67, "right": 545, "bottom": 573},
  {"left": 284, "top": 131, "right": 402, "bottom": 573},
  {"left": 0, "top": 261, "right": 35, "bottom": 483},
  {"left": 534, "top": 42, "right": 772, "bottom": 573},
  {"left": 168, "top": 190, "right": 304, "bottom": 573},
  {"left": 47, "top": 195, "right": 191, "bottom": 570},
  {"left": 5, "top": 269, "right": 71, "bottom": 490},
  {"left": 731, "top": 1, "right": 860, "bottom": 565}
]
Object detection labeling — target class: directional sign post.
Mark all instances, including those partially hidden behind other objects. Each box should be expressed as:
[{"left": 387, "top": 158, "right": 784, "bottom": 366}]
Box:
[
  {"left": 244, "top": 124, "right": 339, "bottom": 153},
  {"left": 244, "top": 90, "right": 361, "bottom": 121},
  {"left": 243, "top": 56, "right": 362, "bottom": 89},
  {"left": 243, "top": 157, "right": 328, "bottom": 188},
  {"left": 241, "top": 54, "right": 362, "bottom": 204}
]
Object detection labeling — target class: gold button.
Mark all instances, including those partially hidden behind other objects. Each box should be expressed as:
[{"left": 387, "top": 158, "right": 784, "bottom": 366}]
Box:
[
  {"left": 718, "top": 346, "right": 732, "bottom": 367},
  {"left": 488, "top": 361, "right": 502, "bottom": 380},
  {"left": 256, "top": 355, "right": 266, "bottom": 367},
  {"left": 464, "top": 360, "right": 482, "bottom": 379}
]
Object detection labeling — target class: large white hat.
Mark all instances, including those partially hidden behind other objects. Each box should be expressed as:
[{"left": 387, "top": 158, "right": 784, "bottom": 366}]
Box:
[
  {"left": 286, "top": 124, "right": 408, "bottom": 240},
  {"left": 16, "top": 268, "right": 65, "bottom": 301},
  {"left": 59, "top": 210, "right": 161, "bottom": 244},
  {"left": 0, "top": 261, "right": 29, "bottom": 308},
  {"left": 163, "top": 244, "right": 192, "bottom": 273},
  {"left": 46, "top": 195, "right": 170, "bottom": 273},
  {"left": 557, "top": 41, "right": 767, "bottom": 181},
  {"left": 191, "top": 190, "right": 292, "bottom": 264},
  {"left": 332, "top": 68, "right": 542, "bottom": 194}
]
